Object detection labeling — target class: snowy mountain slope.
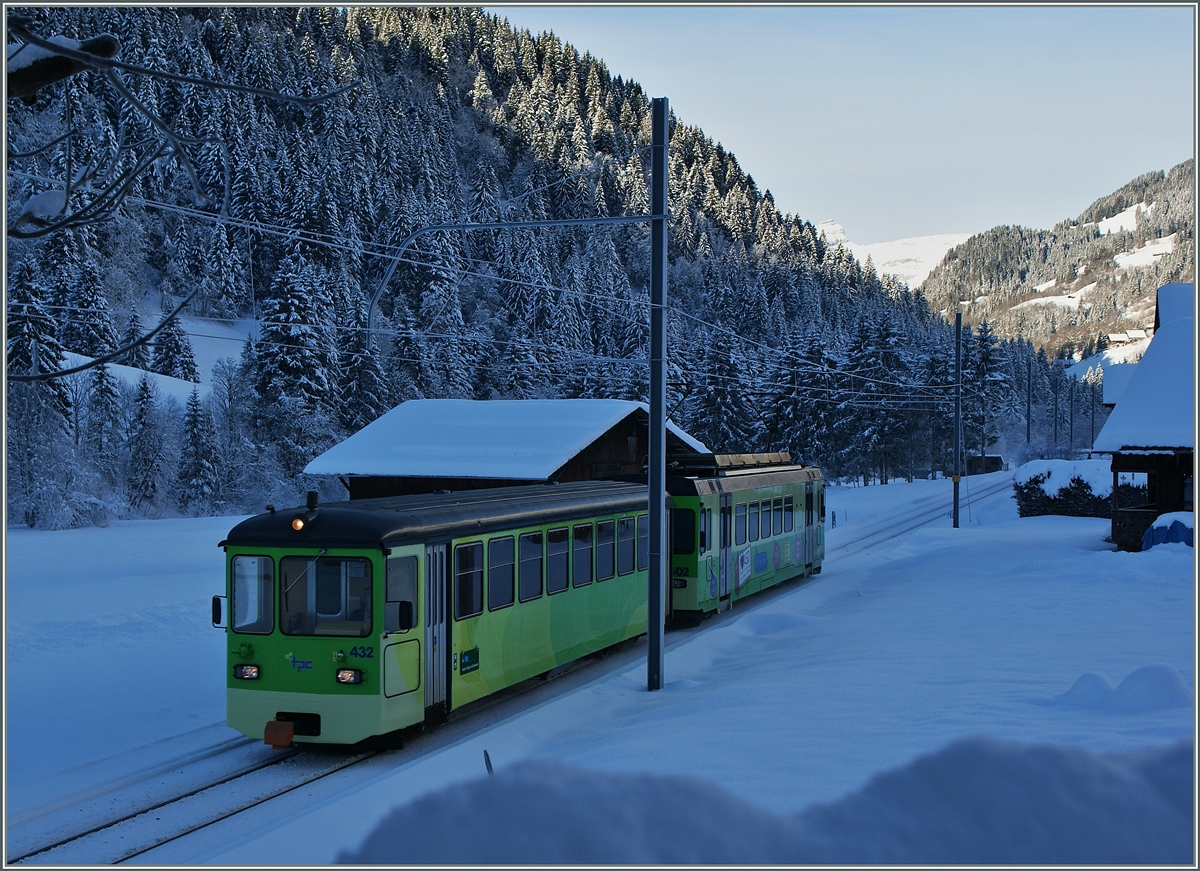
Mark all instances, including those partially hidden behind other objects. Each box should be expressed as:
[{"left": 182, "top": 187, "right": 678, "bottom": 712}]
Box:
[
  {"left": 816, "top": 220, "right": 970, "bottom": 289},
  {"left": 920, "top": 159, "right": 1194, "bottom": 359}
]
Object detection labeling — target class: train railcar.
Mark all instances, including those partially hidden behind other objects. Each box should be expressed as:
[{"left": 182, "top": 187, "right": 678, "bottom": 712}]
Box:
[
  {"left": 215, "top": 457, "right": 823, "bottom": 747},
  {"left": 662, "top": 454, "right": 825, "bottom": 623}
]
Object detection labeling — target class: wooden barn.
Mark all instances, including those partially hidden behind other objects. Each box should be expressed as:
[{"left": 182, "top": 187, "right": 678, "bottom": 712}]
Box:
[
  {"left": 304, "top": 399, "right": 710, "bottom": 499},
  {"left": 1093, "top": 283, "right": 1194, "bottom": 551}
]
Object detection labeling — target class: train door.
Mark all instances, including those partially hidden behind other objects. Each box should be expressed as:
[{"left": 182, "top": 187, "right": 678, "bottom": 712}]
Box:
[
  {"left": 424, "top": 543, "right": 449, "bottom": 717},
  {"left": 718, "top": 494, "right": 732, "bottom": 602},
  {"left": 804, "top": 483, "right": 814, "bottom": 568}
]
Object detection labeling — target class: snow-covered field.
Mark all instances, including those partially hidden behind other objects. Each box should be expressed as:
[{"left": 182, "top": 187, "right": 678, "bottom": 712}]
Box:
[{"left": 5, "top": 473, "right": 1193, "bottom": 863}]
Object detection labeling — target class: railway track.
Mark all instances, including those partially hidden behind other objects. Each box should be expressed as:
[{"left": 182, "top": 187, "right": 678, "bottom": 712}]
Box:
[
  {"left": 11, "top": 477, "right": 1014, "bottom": 865},
  {"left": 828, "top": 475, "right": 1013, "bottom": 557}
]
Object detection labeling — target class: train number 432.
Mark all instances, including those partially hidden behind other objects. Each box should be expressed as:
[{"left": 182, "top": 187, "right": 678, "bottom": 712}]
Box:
[{"left": 349, "top": 646, "right": 375, "bottom": 659}]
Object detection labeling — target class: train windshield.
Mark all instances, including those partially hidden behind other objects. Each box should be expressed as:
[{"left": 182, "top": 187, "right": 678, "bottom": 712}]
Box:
[{"left": 280, "top": 556, "right": 373, "bottom": 637}]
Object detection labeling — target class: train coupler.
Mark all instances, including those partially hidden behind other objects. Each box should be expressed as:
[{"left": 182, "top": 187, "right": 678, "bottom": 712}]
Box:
[{"left": 264, "top": 719, "right": 294, "bottom": 749}]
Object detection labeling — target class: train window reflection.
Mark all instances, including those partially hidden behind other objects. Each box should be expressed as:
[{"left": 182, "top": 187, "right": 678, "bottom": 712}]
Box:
[
  {"left": 637, "top": 514, "right": 649, "bottom": 571},
  {"left": 596, "top": 521, "right": 615, "bottom": 581},
  {"left": 488, "top": 537, "right": 515, "bottom": 610},
  {"left": 454, "top": 543, "right": 484, "bottom": 619},
  {"left": 618, "top": 517, "right": 636, "bottom": 575},
  {"left": 572, "top": 524, "right": 593, "bottom": 587},
  {"left": 232, "top": 555, "right": 273, "bottom": 634},
  {"left": 519, "top": 532, "right": 543, "bottom": 602},
  {"left": 547, "top": 527, "right": 569, "bottom": 594}
]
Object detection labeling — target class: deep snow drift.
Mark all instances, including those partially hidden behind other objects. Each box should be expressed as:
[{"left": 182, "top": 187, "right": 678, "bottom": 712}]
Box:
[{"left": 341, "top": 737, "right": 1192, "bottom": 865}]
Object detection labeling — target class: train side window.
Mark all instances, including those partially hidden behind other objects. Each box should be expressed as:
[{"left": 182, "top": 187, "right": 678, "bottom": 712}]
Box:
[
  {"left": 572, "top": 524, "right": 594, "bottom": 587},
  {"left": 518, "top": 531, "right": 543, "bottom": 602},
  {"left": 748, "top": 503, "right": 760, "bottom": 542},
  {"left": 760, "top": 500, "right": 771, "bottom": 539},
  {"left": 773, "top": 498, "right": 783, "bottom": 536},
  {"left": 488, "top": 537, "right": 515, "bottom": 610},
  {"left": 617, "top": 517, "right": 636, "bottom": 575},
  {"left": 453, "top": 543, "right": 484, "bottom": 620},
  {"left": 819, "top": 488, "right": 826, "bottom": 522},
  {"left": 698, "top": 508, "right": 708, "bottom": 554},
  {"left": 385, "top": 555, "right": 417, "bottom": 632},
  {"left": 596, "top": 520, "right": 615, "bottom": 581},
  {"left": 783, "top": 496, "right": 794, "bottom": 532},
  {"left": 637, "top": 514, "right": 649, "bottom": 571},
  {"left": 231, "top": 555, "right": 273, "bottom": 634},
  {"left": 547, "top": 527, "right": 569, "bottom": 594},
  {"left": 735, "top": 504, "right": 746, "bottom": 546},
  {"left": 673, "top": 508, "right": 696, "bottom": 554},
  {"left": 806, "top": 489, "right": 814, "bottom": 526}
]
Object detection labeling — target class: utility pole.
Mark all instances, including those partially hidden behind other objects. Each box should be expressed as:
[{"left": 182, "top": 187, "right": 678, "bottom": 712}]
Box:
[
  {"left": 1026, "top": 358, "right": 1032, "bottom": 444},
  {"left": 362, "top": 98, "right": 673, "bottom": 693},
  {"left": 1068, "top": 377, "right": 1075, "bottom": 450},
  {"left": 953, "top": 312, "right": 961, "bottom": 528},
  {"left": 1052, "top": 367, "right": 1059, "bottom": 446},
  {"left": 647, "top": 97, "right": 668, "bottom": 692}
]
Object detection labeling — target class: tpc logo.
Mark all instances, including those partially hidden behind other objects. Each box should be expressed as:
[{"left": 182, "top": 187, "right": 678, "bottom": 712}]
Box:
[{"left": 288, "top": 654, "right": 313, "bottom": 672}]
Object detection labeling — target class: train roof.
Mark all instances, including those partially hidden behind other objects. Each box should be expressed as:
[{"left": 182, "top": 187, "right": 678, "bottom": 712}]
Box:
[{"left": 221, "top": 481, "right": 651, "bottom": 551}]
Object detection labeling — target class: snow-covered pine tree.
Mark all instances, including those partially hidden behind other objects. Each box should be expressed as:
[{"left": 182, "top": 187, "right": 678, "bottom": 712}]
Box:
[
  {"left": 118, "top": 311, "right": 152, "bottom": 370},
  {"left": 59, "top": 253, "right": 118, "bottom": 357},
  {"left": 6, "top": 259, "right": 83, "bottom": 528},
  {"left": 176, "top": 387, "right": 219, "bottom": 515},
  {"left": 338, "top": 307, "right": 392, "bottom": 434},
  {"left": 254, "top": 248, "right": 339, "bottom": 475},
  {"left": 151, "top": 300, "right": 201, "bottom": 382},
  {"left": 125, "top": 375, "right": 166, "bottom": 514}
]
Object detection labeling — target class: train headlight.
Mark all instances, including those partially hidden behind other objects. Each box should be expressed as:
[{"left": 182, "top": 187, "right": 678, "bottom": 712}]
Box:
[
  {"left": 336, "top": 668, "right": 363, "bottom": 685},
  {"left": 234, "top": 664, "right": 260, "bottom": 680},
  {"left": 291, "top": 516, "right": 306, "bottom": 531}
]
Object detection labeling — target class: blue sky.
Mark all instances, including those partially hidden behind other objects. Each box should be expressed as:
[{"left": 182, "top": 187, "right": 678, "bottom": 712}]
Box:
[{"left": 489, "top": 6, "right": 1195, "bottom": 244}]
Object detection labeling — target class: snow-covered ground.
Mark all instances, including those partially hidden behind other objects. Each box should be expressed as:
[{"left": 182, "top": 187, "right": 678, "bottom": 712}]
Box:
[
  {"left": 1069, "top": 337, "right": 1152, "bottom": 379},
  {"left": 815, "top": 220, "right": 969, "bottom": 289},
  {"left": 5, "top": 473, "right": 1193, "bottom": 863},
  {"left": 1115, "top": 232, "right": 1176, "bottom": 270}
]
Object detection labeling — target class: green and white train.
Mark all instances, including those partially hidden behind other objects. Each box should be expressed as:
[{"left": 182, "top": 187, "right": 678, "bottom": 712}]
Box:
[{"left": 215, "top": 457, "right": 824, "bottom": 747}]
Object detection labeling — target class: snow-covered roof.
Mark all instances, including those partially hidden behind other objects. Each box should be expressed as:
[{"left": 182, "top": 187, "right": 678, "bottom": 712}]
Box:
[
  {"left": 1093, "top": 317, "right": 1194, "bottom": 452},
  {"left": 304, "top": 399, "right": 708, "bottom": 479},
  {"left": 1101, "top": 363, "right": 1135, "bottom": 406},
  {"left": 1155, "top": 282, "right": 1193, "bottom": 328}
]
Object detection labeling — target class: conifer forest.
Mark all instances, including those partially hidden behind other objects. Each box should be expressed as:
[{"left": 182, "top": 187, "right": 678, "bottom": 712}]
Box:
[{"left": 6, "top": 7, "right": 1143, "bottom": 528}]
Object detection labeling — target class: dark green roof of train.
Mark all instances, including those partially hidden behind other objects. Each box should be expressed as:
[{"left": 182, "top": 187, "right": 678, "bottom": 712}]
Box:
[{"left": 221, "top": 481, "right": 651, "bottom": 550}]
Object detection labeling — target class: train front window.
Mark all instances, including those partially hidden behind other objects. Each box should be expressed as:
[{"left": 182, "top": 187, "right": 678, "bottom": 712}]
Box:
[
  {"left": 280, "top": 556, "right": 372, "bottom": 637},
  {"left": 232, "top": 555, "right": 273, "bottom": 634}
]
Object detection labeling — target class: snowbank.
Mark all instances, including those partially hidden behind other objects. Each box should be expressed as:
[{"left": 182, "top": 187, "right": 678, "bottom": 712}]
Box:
[
  {"left": 1143, "top": 512, "right": 1194, "bottom": 550},
  {"left": 1058, "top": 664, "right": 1193, "bottom": 712},
  {"left": 339, "top": 737, "right": 1193, "bottom": 865},
  {"left": 1013, "top": 458, "right": 1112, "bottom": 497}
]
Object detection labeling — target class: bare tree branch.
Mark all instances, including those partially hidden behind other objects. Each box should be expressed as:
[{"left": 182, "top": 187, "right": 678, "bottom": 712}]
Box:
[{"left": 6, "top": 30, "right": 120, "bottom": 102}]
